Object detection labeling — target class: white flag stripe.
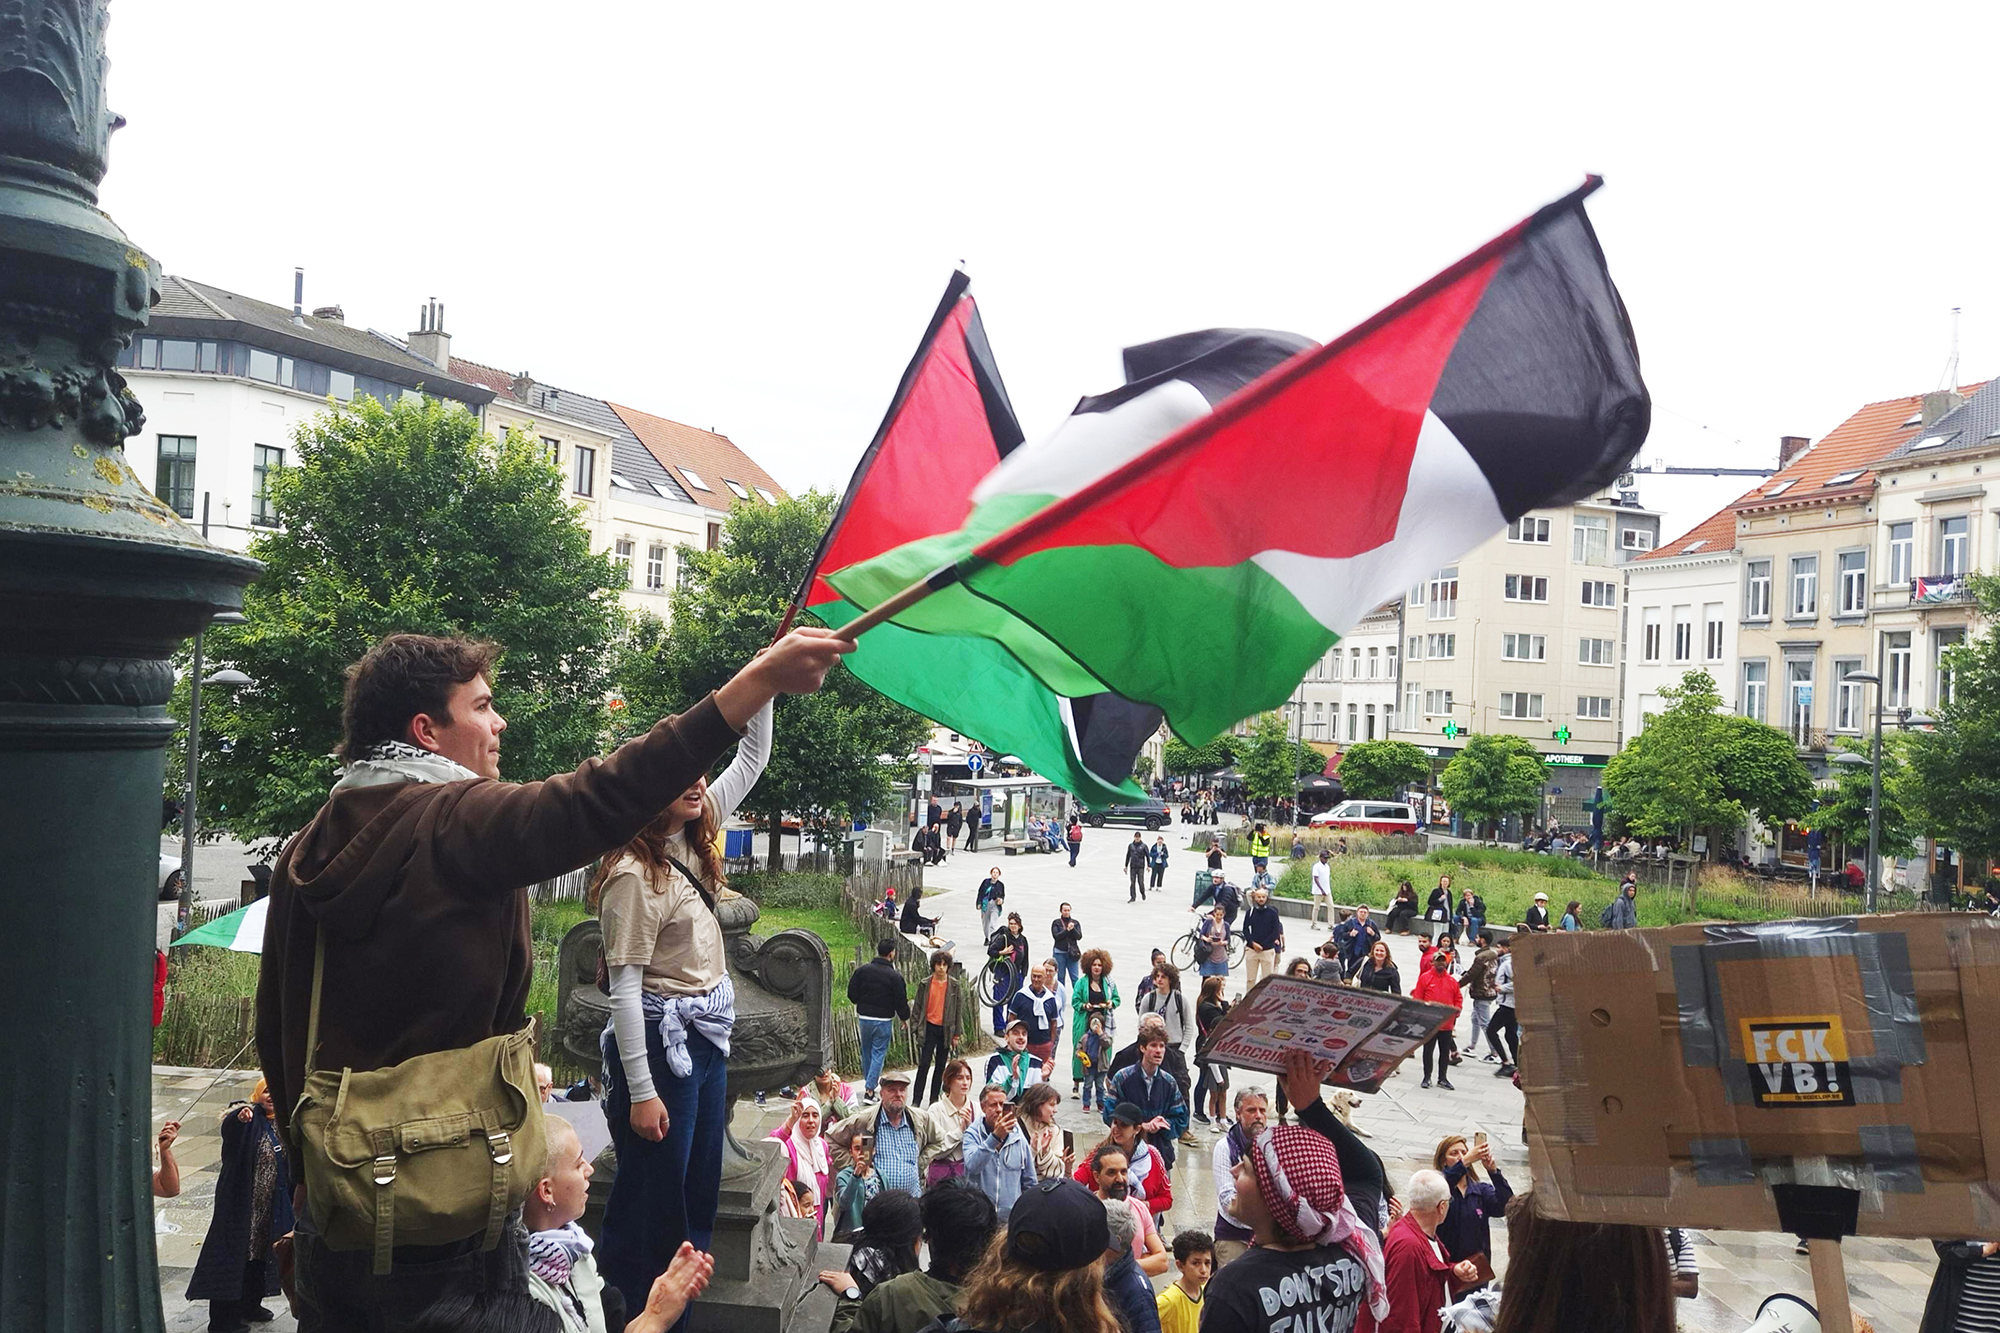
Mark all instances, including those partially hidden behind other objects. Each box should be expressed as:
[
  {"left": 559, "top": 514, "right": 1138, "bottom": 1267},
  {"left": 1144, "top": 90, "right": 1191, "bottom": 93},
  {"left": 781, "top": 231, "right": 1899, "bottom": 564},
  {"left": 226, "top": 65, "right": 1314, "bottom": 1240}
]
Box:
[
  {"left": 1250, "top": 410, "right": 1504, "bottom": 631},
  {"left": 969, "top": 378, "right": 1213, "bottom": 506}
]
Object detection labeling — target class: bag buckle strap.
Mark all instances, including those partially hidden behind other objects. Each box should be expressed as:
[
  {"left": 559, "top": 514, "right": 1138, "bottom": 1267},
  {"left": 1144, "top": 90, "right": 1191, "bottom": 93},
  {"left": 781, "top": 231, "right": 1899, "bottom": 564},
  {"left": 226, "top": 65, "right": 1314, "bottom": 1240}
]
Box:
[
  {"left": 482, "top": 1119, "right": 510, "bottom": 1253},
  {"left": 485, "top": 1129, "right": 513, "bottom": 1166},
  {"left": 372, "top": 1156, "right": 397, "bottom": 1276}
]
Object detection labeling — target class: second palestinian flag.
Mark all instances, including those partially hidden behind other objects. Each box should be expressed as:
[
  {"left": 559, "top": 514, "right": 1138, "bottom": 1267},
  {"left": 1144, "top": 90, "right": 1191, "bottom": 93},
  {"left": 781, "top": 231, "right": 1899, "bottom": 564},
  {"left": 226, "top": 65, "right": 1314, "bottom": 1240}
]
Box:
[{"left": 829, "top": 178, "right": 1649, "bottom": 755}]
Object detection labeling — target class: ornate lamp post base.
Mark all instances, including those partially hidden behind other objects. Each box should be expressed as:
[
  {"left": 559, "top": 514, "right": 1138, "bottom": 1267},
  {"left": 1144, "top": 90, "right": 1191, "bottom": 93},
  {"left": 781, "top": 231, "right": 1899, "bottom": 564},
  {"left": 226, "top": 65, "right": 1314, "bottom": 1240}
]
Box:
[{"left": 0, "top": 5, "right": 260, "bottom": 1328}]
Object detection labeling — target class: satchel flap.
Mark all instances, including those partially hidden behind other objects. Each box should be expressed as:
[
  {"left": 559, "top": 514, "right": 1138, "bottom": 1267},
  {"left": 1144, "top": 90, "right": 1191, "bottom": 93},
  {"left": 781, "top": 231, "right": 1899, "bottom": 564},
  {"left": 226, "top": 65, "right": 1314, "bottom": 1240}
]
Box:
[{"left": 313, "top": 1028, "right": 533, "bottom": 1168}]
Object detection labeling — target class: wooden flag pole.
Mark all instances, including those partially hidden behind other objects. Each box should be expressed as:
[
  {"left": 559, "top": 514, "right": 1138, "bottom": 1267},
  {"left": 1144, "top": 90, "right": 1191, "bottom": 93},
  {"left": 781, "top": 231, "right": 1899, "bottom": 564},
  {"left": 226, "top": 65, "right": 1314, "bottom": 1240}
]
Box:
[
  {"left": 1806, "top": 1239, "right": 1856, "bottom": 1333},
  {"left": 837, "top": 564, "right": 966, "bottom": 639}
]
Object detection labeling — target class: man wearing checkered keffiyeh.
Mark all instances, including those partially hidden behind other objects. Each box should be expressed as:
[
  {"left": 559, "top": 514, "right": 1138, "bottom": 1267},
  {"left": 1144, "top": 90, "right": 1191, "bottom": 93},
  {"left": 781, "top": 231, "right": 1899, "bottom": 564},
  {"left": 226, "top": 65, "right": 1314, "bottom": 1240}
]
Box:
[{"left": 1198, "top": 1123, "right": 1390, "bottom": 1333}]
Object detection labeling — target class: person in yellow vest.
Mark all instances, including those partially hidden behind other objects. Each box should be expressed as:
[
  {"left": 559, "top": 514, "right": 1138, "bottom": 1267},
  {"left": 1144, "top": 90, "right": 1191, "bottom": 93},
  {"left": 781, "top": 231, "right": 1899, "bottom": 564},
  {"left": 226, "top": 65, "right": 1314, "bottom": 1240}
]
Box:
[{"left": 1248, "top": 823, "right": 1274, "bottom": 872}]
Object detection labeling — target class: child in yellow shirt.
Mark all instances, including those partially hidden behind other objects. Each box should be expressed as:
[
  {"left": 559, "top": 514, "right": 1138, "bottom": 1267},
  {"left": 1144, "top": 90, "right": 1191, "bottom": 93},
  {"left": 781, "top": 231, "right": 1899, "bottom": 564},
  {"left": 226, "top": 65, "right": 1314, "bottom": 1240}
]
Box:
[{"left": 1156, "top": 1228, "right": 1214, "bottom": 1333}]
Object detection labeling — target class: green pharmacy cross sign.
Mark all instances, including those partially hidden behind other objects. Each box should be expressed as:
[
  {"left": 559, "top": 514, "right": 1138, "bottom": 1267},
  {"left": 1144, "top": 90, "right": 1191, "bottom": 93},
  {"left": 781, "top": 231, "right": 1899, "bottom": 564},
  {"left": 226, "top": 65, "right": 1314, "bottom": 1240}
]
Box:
[
  {"left": 1441, "top": 720, "right": 1461, "bottom": 739},
  {"left": 1552, "top": 726, "right": 1572, "bottom": 746}
]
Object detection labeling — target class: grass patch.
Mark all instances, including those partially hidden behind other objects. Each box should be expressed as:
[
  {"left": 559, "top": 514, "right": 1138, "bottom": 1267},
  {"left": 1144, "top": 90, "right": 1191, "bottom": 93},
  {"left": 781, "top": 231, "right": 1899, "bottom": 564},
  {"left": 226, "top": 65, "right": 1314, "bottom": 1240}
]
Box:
[
  {"left": 754, "top": 904, "right": 865, "bottom": 962},
  {"left": 1268, "top": 854, "right": 1867, "bottom": 930},
  {"left": 733, "top": 870, "right": 845, "bottom": 911}
]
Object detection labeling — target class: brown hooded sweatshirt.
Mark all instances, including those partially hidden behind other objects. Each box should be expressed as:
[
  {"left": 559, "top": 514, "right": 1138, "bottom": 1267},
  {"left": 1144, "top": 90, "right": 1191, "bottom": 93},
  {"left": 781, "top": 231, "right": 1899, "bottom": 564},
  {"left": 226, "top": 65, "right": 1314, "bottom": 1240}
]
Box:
[{"left": 256, "top": 695, "right": 739, "bottom": 1142}]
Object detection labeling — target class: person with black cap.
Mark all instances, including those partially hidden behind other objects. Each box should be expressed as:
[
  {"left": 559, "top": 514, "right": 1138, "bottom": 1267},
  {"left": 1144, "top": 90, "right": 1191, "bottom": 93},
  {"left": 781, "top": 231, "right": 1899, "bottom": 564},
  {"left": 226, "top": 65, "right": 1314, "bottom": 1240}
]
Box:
[{"left": 915, "top": 1178, "right": 1121, "bottom": 1333}]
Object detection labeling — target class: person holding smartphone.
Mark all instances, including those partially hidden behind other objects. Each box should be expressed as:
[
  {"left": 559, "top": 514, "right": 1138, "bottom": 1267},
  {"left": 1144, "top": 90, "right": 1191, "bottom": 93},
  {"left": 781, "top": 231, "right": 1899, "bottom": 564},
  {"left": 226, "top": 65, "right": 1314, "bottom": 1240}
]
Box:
[
  {"left": 962, "top": 1084, "right": 1038, "bottom": 1217},
  {"left": 1433, "top": 1132, "right": 1512, "bottom": 1285}
]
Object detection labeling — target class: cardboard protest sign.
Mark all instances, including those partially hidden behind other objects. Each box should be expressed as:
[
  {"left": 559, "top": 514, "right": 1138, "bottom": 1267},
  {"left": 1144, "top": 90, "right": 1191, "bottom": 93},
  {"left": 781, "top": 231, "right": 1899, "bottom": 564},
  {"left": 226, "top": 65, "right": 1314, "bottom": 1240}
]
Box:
[
  {"left": 1196, "top": 975, "right": 1457, "bottom": 1093},
  {"left": 1517, "top": 913, "right": 2000, "bottom": 1239}
]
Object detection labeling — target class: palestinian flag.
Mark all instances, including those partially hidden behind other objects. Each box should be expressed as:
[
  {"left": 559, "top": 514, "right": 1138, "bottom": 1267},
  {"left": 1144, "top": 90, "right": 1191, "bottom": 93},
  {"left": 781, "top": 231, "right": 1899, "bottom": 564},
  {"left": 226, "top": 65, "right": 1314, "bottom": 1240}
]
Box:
[
  {"left": 829, "top": 178, "right": 1649, "bottom": 755},
  {"left": 800, "top": 273, "right": 1165, "bottom": 804}
]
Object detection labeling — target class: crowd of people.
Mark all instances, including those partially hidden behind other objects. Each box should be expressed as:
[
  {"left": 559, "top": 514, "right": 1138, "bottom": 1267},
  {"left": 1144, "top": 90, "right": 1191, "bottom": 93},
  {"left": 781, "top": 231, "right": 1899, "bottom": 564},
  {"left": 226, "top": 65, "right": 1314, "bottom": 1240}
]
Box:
[{"left": 151, "top": 622, "right": 1969, "bottom": 1332}]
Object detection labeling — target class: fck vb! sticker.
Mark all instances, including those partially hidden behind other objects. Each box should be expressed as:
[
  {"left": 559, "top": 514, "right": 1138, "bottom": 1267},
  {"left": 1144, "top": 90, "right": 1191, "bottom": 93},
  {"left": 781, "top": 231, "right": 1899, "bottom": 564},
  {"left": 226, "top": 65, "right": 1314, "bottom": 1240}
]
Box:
[{"left": 1739, "top": 1015, "right": 1854, "bottom": 1107}]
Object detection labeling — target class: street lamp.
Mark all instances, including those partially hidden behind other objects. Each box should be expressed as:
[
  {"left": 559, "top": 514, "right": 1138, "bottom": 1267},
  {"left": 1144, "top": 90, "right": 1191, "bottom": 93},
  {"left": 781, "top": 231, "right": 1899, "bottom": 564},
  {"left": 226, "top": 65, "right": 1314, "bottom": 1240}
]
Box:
[{"left": 176, "top": 619, "right": 253, "bottom": 931}]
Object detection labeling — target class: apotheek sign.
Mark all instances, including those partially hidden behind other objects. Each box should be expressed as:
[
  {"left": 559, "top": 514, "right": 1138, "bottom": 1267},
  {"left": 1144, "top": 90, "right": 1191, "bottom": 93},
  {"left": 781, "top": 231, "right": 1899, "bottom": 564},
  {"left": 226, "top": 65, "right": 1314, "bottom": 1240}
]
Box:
[{"left": 1414, "top": 745, "right": 1608, "bottom": 769}]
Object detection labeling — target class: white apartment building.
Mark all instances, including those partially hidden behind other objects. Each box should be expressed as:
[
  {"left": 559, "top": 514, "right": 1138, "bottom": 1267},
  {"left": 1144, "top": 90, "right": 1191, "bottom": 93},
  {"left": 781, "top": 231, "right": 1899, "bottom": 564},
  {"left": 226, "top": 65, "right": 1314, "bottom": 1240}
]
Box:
[
  {"left": 121, "top": 275, "right": 787, "bottom": 619},
  {"left": 1870, "top": 381, "right": 1997, "bottom": 717},
  {"left": 1388, "top": 494, "right": 1662, "bottom": 829},
  {"left": 1290, "top": 601, "right": 1402, "bottom": 747},
  {"left": 1622, "top": 507, "right": 1742, "bottom": 741}
]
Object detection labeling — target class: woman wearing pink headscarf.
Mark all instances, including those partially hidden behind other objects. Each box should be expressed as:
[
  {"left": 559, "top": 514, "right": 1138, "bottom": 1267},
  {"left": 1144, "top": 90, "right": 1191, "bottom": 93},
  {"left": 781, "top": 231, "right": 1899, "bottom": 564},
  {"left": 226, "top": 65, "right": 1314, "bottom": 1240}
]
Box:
[{"left": 769, "top": 1093, "right": 832, "bottom": 1239}]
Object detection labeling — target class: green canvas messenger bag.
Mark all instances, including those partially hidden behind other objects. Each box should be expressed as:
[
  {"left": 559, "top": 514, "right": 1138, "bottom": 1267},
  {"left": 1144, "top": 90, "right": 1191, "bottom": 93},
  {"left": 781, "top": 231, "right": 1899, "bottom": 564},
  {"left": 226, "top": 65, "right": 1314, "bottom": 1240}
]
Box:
[{"left": 290, "top": 930, "right": 545, "bottom": 1275}]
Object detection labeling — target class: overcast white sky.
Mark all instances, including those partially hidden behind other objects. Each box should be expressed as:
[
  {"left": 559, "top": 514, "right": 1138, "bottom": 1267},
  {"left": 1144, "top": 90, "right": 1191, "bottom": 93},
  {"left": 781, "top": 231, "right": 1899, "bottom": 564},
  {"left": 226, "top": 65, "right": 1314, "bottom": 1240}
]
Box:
[{"left": 100, "top": 3, "right": 1999, "bottom": 543}]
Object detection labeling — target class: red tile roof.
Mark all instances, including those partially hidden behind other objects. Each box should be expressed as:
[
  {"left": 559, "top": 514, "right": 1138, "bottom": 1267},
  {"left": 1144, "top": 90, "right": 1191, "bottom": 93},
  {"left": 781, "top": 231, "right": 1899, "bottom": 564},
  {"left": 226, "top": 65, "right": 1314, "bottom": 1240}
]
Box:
[
  {"left": 447, "top": 356, "right": 517, "bottom": 396},
  {"left": 1637, "top": 382, "right": 1987, "bottom": 561},
  {"left": 609, "top": 402, "right": 788, "bottom": 507}
]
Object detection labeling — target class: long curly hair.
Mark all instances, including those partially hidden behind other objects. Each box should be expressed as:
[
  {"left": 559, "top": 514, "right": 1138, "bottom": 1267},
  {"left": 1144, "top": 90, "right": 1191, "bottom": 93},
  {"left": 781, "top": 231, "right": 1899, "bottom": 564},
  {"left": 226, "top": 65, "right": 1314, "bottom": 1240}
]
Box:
[
  {"left": 1079, "top": 948, "right": 1114, "bottom": 982},
  {"left": 954, "top": 1230, "right": 1121, "bottom": 1333},
  {"left": 590, "top": 787, "right": 727, "bottom": 909}
]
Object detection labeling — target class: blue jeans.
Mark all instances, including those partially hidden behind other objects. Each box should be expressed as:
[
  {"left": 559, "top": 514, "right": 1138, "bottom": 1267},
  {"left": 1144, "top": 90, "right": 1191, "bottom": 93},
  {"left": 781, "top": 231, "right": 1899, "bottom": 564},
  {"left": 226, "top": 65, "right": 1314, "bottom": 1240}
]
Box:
[
  {"left": 858, "top": 1016, "right": 894, "bottom": 1092},
  {"left": 1458, "top": 914, "right": 1485, "bottom": 944},
  {"left": 1068, "top": 839, "right": 1082, "bottom": 866},
  {"left": 1055, "top": 952, "right": 1080, "bottom": 988},
  {"left": 1081, "top": 1067, "right": 1106, "bottom": 1108},
  {"left": 599, "top": 1027, "right": 730, "bottom": 1319}
]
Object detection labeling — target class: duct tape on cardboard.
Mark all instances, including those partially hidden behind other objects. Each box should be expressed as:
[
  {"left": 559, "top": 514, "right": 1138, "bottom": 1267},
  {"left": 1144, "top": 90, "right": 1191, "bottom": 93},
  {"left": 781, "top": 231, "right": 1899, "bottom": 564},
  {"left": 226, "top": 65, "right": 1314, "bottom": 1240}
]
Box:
[{"left": 1517, "top": 913, "right": 2000, "bottom": 1238}]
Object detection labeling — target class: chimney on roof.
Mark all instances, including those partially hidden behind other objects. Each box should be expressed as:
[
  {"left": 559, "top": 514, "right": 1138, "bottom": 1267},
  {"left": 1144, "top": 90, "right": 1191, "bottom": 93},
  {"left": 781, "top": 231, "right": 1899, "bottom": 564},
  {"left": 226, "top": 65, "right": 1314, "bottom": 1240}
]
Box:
[
  {"left": 1921, "top": 390, "right": 1963, "bottom": 427},
  {"left": 1778, "top": 435, "right": 1810, "bottom": 468},
  {"left": 509, "top": 371, "right": 534, "bottom": 403},
  {"left": 292, "top": 267, "right": 307, "bottom": 326},
  {"left": 407, "top": 298, "right": 451, "bottom": 370},
  {"left": 311, "top": 304, "right": 344, "bottom": 324}
]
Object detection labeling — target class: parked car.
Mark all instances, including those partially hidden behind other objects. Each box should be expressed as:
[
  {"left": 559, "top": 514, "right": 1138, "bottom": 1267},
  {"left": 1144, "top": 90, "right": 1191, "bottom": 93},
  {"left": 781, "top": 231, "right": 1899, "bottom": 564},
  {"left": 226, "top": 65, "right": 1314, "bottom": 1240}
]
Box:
[
  {"left": 1079, "top": 798, "right": 1170, "bottom": 830},
  {"left": 1308, "top": 800, "right": 1419, "bottom": 835},
  {"left": 159, "top": 853, "right": 184, "bottom": 902}
]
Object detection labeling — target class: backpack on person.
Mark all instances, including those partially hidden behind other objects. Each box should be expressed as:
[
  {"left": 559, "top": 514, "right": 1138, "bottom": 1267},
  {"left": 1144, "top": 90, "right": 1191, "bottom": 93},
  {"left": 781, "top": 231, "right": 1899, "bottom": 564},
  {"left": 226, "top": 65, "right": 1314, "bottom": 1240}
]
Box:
[{"left": 1599, "top": 900, "right": 1616, "bottom": 928}]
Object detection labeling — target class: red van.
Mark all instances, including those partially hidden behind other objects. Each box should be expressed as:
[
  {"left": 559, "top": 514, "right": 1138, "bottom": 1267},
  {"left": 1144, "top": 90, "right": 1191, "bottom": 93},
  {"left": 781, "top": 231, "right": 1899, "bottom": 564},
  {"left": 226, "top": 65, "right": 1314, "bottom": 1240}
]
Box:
[{"left": 1308, "top": 799, "right": 1419, "bottom": 835}]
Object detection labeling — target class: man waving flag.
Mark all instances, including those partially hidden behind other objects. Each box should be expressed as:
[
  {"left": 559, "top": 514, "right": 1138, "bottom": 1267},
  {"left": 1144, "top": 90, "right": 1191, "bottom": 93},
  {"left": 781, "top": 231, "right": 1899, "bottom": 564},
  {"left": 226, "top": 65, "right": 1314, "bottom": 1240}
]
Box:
[{"left": 828, "top": 178, "right": 1648, "bottom": 766}]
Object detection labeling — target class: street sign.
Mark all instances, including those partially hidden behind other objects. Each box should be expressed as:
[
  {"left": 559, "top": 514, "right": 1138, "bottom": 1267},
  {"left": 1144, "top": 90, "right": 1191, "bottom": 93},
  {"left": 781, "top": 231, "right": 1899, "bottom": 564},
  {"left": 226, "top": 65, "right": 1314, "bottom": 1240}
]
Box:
[
  {"left": 916, "top": 770, "right": 932, "bottom": 793},
  {"left": 966, "top": 753, "right": 986, "bottom": 776}
]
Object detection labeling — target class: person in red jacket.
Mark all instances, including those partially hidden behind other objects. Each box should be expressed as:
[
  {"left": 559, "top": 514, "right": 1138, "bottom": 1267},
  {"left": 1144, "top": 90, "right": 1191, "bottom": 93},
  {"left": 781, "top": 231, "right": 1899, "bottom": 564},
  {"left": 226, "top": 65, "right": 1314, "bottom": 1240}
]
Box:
[
  {"left": 1074, "top": 1109, "right": 1173, "bottom": 1222},
  {"left": 1411, "top": 950, "right": 1463, "bottom": 1091},
  {"left": 1363, "top": 1169, "right": 1478, "bottom": 1333}
]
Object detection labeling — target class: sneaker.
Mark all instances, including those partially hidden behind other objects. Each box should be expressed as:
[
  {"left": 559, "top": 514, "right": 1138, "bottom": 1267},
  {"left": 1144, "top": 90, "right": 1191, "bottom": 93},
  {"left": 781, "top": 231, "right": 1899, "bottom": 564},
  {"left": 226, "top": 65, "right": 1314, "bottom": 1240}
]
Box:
[
  {"left": 1794, "top": 1238, "right": 1811, "bottom": 1256},
  {"left": 1420, "top": 1077, "right": 1432, "bottom": 1089},
  {"left": 247, "top": 1310, "right": 278, "bottom": 1325},
  {"left": 755, "top": 1090, "right": 768, "bottom": 1107},
  {"left": 1448, "top": 1053, "right": 1463, "bottom": 1065},
  {"left": 1438, "top": 1078, "right": 1456, "bottom": 1090},
  {"left": 1481, "top": 1051, "right": 1501, "bottom": 1063},
  {"left": 1193, "top": 1112, "right": 1212, "bottom": 1125},
  {"left": 1496, "top": 1064, "right": 1516, "bottom": 1078}
]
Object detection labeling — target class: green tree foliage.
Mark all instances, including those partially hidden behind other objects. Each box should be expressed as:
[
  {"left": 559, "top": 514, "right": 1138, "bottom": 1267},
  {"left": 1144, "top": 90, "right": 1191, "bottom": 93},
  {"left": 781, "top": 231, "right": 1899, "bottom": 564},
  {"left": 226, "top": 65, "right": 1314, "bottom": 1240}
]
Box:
[
  {"left": 1132, "top": 754, "right": 1156, "bottom": 784},
  {"left": 1294, "top": 741, "right": 1329, "bottom": 780},
  {"left": 1439, "top": 733, "right": 1545, "bottom": 832},
  {"left": 1238, "top": 712, "right": 1297, "bottom": 804},
  {"left": 1906, "top": 575, "right": 2000, "bottom": 864},
  {"left": 617, "top": 491, "right": 931, "bottom": 864},
  {"left": 1163, "top": 736, "right": 1233, "bottom": 776},
  {"left": 1712, "top": 714, "right": 1814, "bottom": 824},
  {"left": 1337, "top": 740, "right": 1432, "bottom": 800},
  {"left": 1604, "top": 670, "right": 1812, "bottom": 842},
  {"left": 177, "top": 396, "right": 628, "bottom": 845},
  {"left": 1807, "top": 736, "right": 1919, "bottom": 861}
]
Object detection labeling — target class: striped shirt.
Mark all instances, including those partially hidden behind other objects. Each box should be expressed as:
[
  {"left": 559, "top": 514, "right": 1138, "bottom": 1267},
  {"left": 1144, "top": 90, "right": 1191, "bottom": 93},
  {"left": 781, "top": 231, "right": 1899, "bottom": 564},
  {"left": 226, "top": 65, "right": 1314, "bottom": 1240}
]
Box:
[
  {"left": 1962, "top": 1249, "right": 2000, "bottom": 1332},
  {"left": 1664, "top": 1228, "right": 1698, "bottom": 1279}
]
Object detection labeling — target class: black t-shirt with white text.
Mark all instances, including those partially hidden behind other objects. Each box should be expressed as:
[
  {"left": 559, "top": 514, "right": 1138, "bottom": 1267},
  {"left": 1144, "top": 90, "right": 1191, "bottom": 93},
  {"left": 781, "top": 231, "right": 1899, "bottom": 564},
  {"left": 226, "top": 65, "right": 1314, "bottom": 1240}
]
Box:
[{"left": 1200, "top": 1243, "right": 1368, "bottom": 1333}]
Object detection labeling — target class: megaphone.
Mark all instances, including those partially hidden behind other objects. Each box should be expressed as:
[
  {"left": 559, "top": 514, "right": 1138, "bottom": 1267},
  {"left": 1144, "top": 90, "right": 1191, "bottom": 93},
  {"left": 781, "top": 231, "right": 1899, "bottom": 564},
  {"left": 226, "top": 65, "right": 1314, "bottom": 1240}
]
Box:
[{"left": 1744, "top": 1293, "right": 1819, "bottom": 1333}]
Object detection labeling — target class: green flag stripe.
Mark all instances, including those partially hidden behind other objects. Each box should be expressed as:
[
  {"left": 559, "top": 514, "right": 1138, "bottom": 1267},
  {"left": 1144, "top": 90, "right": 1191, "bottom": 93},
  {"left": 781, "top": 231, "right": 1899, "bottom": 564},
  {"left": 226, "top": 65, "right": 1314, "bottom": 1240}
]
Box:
[{"left": 810, "top": 596, "right": 1141, "bottom": 807}]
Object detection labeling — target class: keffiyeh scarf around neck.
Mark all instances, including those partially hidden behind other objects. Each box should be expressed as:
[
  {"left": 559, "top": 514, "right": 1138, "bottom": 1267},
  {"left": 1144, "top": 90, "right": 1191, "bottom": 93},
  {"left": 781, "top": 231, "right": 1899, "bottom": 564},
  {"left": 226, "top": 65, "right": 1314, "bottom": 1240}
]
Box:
[
  {"left": 331, "top": 739, "right": 481, "bottom": 792},
  {"left": 527, "top": 1220, "right": 594, "bottom": 1286}
]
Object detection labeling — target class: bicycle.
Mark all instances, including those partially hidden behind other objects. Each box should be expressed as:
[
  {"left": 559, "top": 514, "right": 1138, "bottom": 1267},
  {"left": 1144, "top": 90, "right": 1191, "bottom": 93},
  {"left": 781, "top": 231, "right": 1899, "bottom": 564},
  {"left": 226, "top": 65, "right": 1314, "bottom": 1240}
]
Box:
[
  {"left": 1170, "top": 917, "right": 1244, "bottom": 971},
  {"left": 977, "top": 955, "right": 1022, "bottom": 1008}
]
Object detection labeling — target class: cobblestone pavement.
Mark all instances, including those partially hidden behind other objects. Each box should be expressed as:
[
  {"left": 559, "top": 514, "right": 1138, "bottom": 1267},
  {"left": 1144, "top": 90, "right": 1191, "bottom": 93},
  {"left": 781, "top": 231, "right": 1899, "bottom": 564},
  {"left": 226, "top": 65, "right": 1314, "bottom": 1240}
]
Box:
[{"left": 153, "top": 819, "right": 1933, "bottom": 1329}]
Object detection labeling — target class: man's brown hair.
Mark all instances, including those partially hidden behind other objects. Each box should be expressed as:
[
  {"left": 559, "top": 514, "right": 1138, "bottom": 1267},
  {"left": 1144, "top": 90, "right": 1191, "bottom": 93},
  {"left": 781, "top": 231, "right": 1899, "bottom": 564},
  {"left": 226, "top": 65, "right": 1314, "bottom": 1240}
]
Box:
[{"left": 337, "top": 633, "right": 500, "bottom": 763}]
